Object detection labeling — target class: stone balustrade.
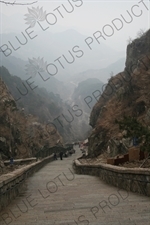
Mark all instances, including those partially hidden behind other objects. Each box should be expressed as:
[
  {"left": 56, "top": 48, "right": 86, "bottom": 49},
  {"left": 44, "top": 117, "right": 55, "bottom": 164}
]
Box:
[
  {"left": 73, "top": 159, "right": 150, "bottom": 197},
  {"left": 4, "top": 157, "right": 37, "bottom": 166},
  {"left": 0, "top": 155, "right": 54, "bottom": 212}
]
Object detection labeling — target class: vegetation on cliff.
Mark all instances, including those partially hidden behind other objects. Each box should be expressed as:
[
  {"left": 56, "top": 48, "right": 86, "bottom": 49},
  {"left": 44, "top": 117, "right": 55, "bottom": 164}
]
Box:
[
  {"left": 0, "top": 74, "right": 63, "bottom": 160},
  {"left": 88, "top": 29, "right": 150, "bottom": 157}
]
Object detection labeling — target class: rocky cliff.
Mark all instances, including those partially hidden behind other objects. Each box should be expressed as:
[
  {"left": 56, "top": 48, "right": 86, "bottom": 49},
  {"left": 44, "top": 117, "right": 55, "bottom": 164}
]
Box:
[
  {"left": 0, "top": 76, "right": 63, "bottom": 161},
  {"left": 89, "top": 29, "right": 150, "bottom": 157},
  {"left": 0, "top": 66, "right": 79, "bottom": 142}
]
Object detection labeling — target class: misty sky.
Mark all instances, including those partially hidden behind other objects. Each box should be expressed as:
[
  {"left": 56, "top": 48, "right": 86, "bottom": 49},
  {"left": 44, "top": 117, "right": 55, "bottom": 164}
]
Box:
[
  {"left": 0, "top": 0, "right": 150, "bottom": 84},
  {"left": 0, "top": 0, "right": 149, "bottom": 52}
]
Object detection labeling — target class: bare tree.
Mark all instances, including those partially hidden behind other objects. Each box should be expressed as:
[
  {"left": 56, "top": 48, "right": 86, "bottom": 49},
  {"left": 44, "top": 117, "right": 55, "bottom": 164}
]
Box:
[
  {"left": 110, "top": 71, "right": 114, "bottom": 78},
  {"left": 136, "top": 29, "right": 145, "bottom": 38},
  {"left": 127, "top": 36, "right": 132, "bottom": 45},
  {"left": 0, "top": 0, "right": 37, "bottom": 5}
]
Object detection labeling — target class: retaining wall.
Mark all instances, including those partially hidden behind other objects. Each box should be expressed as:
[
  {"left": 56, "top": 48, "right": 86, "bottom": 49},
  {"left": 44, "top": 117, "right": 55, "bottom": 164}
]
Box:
[
  {"left": 0, "top": 155, "right": 54, "bottom": 212},
  {"left": 4, "top": 158, "right": 37, "bottom": 166},
  {"left": 73, "top": 160, "right": 150, "bottom": 197}
]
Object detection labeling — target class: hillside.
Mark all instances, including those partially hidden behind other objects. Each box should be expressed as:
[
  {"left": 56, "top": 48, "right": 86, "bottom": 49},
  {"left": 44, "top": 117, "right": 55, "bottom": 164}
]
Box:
[
  {"left": 0, "top": 56, "right": 70, "bottom": 100},
  {"left": 0, "top": 29, "right": 124, "bottom": 81},
  {"left": 88, "top": 29, "right": 150, "bottom": 157},
  {"left": 71, "top": 57, "right": 125, "bottom": 84},
  {"left": 0, "top": 76, "right": 63, "bottom": 161},
  {"left": 0, "top": 67, "right": 91, "bottom": 142}
]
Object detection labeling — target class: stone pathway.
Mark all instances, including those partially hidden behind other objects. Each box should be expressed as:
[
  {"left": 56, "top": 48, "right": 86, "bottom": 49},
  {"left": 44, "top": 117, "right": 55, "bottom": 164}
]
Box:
[{"left": 0, "top": 147, "right": 150, "bottom": 225}]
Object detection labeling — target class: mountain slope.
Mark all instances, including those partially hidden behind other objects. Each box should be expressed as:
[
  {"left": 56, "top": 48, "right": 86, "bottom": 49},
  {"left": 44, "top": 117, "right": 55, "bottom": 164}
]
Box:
[
  {"left": 88, "top": 29, "right": 150, "bottom": 157},
  {"left": 0, "top": 75, "right": 63, "bottom": 160},
  {"left": 0, "top": 66, "right": 91, "bottom": 142},
  {"left": 0, "top": 29, "right": 124, "bottom": 82},
  {"left": 71, "top": 57, "right": 125, "bottom": 84},
  {"left": 0, "top": 56, "right": 70, "bottom": 99}
]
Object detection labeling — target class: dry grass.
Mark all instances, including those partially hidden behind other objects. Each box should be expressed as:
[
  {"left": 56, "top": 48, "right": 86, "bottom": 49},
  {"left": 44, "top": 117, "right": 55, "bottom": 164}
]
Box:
[
  {"left": 90, "top": 54, "right": 150, "bottom": 153},
  {"left": 0, "top": 78, "right": 62, "bottom": 159}
]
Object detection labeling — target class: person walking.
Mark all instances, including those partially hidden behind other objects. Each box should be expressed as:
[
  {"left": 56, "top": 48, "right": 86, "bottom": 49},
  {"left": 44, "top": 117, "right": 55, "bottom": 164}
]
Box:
[
  {"left": 54, "top": 152, "right": 57, "bottom": 160},
  {"left": 10, "top": 157, "right": 14, "bottom": 167},
  {"left": 59, "top": 151, "right": 63, "bottom": 160}
]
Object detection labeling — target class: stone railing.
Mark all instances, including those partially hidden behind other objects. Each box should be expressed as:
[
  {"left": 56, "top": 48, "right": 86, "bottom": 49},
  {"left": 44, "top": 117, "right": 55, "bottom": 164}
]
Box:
[
  {"left": 4, "top": 157, "right": 37, "bottom": 166},
  {"left": 0, "top": 155, "right": 54, "bottom": 212},
  {"left": 73, "top": 159, "right": 150, "bottom": 197}
]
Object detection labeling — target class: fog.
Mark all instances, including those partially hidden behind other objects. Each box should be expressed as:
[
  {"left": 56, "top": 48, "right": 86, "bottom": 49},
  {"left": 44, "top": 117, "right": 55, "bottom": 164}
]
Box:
[
  {"left": 0, "top": 0, "right": 149, "bottom": 87},
  {"left": 0, "top": 0, "right": 149, "bottom": 82},
  {"left": 0, "top": 0, "right": 150, "bottom": 146}
]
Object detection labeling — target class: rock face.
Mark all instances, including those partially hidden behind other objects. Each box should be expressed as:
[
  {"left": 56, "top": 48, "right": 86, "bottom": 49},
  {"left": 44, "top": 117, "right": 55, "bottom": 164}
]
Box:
[
  {"left": 88, "top": 29, "right": 150, "bottom": 157},
  {"left": 125, "top": 29, "right": 150, "bottom": 74},
  {"left": 0, "top": 66, "right": 79, "bottom": 142},
  {"left": 0, "top": 77, "right": 63, "bottom": 160}
]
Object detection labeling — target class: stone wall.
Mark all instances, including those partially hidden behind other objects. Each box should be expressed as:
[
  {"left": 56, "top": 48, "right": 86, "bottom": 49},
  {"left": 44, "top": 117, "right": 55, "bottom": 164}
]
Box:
[
  {"left": 73, "top": 160, "right": 150, "bottom": 197},
  {"left": 0, "top": 155, "right": 54, "bottom": 212},
  {"left": 4, "top": 158, "right": 37, "bottom": 166}
]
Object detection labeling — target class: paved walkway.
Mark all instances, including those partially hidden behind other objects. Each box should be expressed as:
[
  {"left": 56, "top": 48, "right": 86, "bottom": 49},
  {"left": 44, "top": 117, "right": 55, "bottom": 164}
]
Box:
[{"left": 0, "top": 147, "right": 150, "bottom": 225}]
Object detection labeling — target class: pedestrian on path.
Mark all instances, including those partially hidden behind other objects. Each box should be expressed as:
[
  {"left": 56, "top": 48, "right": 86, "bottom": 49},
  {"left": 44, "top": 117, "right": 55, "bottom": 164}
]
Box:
[
  {"left": 59, "top": 151, "right": 63, "bottom": 160},
  {"left": 10, "top": 157, "right": 14, "bottom": 167},
  {"left": 54, "top": 152, "right": 57, "bottom": 160}
]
